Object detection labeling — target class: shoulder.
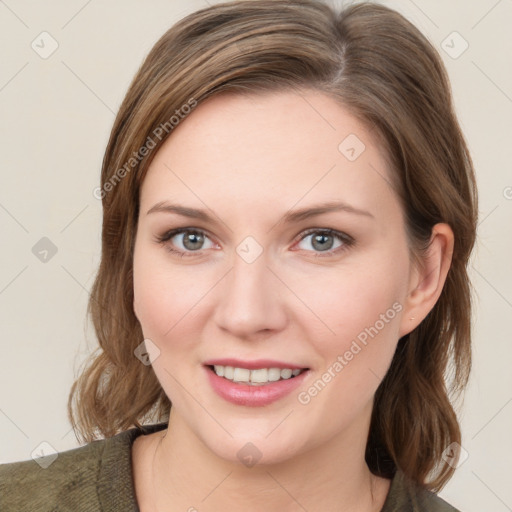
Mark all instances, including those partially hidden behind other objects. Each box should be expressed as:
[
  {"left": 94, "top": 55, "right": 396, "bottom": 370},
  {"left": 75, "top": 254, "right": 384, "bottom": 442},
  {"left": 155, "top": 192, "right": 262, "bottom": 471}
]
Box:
[
  {"left": 381, "top": 469, "right": 462, "bottom": 512},
  {"left": 0, "top": 436, "right": 108, "bottom": 511},
  {"left": 0, "top": 422, "right": 168, "bottom": 512}
]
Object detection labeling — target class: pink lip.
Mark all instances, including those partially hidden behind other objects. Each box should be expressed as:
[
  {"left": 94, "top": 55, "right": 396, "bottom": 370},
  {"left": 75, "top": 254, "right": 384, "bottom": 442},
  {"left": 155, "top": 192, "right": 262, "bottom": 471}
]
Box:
[
  {"left": 203, "top": 358, "right": 308, "bottom": 370},
  {"left": 204, "top": 365, "right": 310, "bottom": 407}
]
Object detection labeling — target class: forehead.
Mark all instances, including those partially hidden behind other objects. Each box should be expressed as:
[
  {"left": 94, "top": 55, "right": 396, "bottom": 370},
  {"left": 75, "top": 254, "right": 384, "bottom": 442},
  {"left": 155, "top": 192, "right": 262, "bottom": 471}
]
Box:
[{"left": 140, "top": 90, "right": 397, "bottom": 221}]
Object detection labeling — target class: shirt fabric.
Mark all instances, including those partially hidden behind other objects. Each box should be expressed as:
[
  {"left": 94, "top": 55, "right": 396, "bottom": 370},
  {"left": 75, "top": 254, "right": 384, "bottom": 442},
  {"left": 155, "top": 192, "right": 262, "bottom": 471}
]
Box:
[{"left": 0, "top": 422, "right": 461, "bottom": 511}]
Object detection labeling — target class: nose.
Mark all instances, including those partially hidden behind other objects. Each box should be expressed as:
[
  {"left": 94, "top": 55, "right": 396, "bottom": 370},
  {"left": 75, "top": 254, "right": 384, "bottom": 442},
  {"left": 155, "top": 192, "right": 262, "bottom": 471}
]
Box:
[{"left": 213, "top": 249, "right": 288, "bottom": 339}]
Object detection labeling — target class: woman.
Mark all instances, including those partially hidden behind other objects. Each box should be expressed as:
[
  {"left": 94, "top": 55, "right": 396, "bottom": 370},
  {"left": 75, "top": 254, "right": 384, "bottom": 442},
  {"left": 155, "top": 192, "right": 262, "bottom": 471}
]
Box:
[{"left": 0, "top": 1, "right": 477, "bottom": 510}]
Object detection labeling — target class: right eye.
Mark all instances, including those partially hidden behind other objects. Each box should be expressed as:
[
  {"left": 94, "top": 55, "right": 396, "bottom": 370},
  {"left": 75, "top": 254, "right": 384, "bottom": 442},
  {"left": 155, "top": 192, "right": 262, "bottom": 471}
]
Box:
[{"left": 155, "top": 228, "right": 216, "bottom": 257}]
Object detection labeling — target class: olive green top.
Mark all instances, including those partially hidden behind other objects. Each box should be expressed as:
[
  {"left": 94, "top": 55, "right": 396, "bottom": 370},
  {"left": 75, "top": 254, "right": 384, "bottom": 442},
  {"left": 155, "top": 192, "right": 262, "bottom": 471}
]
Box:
[{"left": 0, "top": 422, "right": 461, "bottom": 511}]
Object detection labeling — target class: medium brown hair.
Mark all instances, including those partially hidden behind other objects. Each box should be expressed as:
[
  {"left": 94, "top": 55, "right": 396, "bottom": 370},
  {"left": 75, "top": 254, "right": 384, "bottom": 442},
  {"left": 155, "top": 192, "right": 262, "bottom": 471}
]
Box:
[{"left": 68, "top": 0, "right": 478, "bottom": 492}]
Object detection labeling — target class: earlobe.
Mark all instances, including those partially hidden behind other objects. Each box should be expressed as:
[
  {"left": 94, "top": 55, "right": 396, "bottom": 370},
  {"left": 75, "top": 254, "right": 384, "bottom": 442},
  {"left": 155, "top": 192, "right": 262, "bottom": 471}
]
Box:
[{"left": 399, "top": 223, "right": 454, "bottom": 337}]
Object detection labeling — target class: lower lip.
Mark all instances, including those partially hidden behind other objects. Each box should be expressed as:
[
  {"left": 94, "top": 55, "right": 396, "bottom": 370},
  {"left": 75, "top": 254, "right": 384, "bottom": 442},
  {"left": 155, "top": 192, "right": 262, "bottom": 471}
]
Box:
[{"left": 204, "top": 366, "right": 309, "bottom": 407}]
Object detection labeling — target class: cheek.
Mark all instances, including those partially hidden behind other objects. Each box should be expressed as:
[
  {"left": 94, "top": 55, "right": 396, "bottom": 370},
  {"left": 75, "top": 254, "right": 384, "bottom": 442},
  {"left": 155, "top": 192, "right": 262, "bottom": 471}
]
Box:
[
  {"left": 133, "top": 241, "right": 174, "bottom": 338},
  {"left": 132, "top": 247, "right": 212, "bottom": 349},
  {"left": 290, "top": 271, "right": 405, "bottom": 422},
  {"left": 295, "top": 253, "right": 407, "bottom": 370},
  {"left": 132, "top": 257, "right": 206, "bottom": 403}
]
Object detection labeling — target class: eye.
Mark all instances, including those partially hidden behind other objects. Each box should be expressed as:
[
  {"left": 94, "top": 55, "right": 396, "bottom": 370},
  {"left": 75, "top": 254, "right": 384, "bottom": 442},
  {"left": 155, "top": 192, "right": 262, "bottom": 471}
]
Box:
[
  {"left": 294, "top": 228, "right": 354, "bottom": 257},
  {"left": 155, "top": 227, "right": 354, "bottom": 258},
  {"left": 155, "top": 228, "right": 216, "bottom": 257}
]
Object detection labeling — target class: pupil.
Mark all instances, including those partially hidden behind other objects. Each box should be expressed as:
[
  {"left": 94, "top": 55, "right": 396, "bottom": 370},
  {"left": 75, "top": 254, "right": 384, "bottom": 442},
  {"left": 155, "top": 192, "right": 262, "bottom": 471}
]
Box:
[
  {"left": 184, "top": 231, "right": 203, "bottom": 250},
  {"left": 313, "top": 233, "right": 333, "bottom": 251}
]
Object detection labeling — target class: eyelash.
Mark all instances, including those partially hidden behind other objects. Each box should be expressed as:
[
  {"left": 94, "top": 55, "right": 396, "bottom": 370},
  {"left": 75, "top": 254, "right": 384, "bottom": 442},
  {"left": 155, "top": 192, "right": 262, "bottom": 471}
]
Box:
[{"left": 154, "top": 227, "right": 355, "bottom": 259}]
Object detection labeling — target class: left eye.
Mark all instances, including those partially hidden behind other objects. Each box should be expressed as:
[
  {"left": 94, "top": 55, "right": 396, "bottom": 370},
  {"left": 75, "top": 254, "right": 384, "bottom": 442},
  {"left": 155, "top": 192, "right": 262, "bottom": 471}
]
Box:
[{"left": 296, "top": 229, "right": 349, "bottom": 254}]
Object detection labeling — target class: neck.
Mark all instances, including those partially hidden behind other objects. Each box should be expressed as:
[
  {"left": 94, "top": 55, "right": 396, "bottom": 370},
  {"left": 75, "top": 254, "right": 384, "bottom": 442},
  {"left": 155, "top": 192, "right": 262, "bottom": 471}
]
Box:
[{"left": 145, "top": 405, "right": 390, "bottom": 512}]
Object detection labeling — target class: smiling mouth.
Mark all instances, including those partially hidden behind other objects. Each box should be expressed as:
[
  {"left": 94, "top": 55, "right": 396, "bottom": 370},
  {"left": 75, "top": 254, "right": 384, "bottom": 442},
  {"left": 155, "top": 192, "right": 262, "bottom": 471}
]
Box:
[{"left": 206, "top": 364, "right": 309, "bottom": 386}]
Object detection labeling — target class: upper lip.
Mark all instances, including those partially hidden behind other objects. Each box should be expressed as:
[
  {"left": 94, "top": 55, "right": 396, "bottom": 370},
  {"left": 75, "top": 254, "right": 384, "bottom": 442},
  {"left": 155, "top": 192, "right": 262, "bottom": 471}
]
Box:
[{"left": 203, "top": 358, "right": 308, "bottom": 370}]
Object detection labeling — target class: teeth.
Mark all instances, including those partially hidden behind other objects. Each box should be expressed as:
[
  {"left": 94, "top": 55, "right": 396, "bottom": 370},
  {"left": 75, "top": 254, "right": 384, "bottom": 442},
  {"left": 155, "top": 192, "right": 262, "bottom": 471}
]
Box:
[
  {"left": 212, "top": 365, "right": 305, "bottom": 385},
  {"left": 224, "top": 366, "right": 234, "bottom": 379},
  {"left": 267, "top": 368, "right": 281, "bottom": 382},
  {"left": 250, "top": 368, "right": 270, "bottom": 383},
  {"left": 233, "top": 367, "right": 250, "bottom": 382},
  {"left": 281, "top": 369, "right": 293, "bottom": 379}
]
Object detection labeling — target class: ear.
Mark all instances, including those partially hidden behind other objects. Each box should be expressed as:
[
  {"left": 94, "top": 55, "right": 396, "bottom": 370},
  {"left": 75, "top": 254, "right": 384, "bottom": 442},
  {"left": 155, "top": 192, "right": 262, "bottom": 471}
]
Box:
[{"left": 399, "top": 223, "right": 454, "bottom": 337}]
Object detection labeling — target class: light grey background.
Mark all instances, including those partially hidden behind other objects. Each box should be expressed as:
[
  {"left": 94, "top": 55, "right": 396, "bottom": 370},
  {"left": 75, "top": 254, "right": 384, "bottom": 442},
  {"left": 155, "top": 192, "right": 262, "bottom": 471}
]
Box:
[{"left": 1, "top": 1, "right": 511, "bottom": 510}]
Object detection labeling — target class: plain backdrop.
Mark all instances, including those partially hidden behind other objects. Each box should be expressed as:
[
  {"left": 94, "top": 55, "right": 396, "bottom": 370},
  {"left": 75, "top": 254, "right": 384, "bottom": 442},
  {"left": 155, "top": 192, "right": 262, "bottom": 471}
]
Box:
[{"left": 1, "top": 0, "right": 511, "bottom": 510}]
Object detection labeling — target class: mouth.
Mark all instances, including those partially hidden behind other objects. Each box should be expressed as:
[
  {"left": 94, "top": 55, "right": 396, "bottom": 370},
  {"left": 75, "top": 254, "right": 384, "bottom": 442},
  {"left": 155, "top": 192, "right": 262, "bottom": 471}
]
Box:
[
  {"left": 203, "top": 359, "right": 311, "bottom": 406},
  {"left": 205, "top": 364, "right": 309, "bottom": 386}
]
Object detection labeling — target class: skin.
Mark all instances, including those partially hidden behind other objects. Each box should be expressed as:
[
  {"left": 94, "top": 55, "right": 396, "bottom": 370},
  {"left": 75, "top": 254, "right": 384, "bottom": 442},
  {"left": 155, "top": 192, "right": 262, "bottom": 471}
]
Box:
[{"left": 131, "top": 90, "right": 454, "bottom": 512}]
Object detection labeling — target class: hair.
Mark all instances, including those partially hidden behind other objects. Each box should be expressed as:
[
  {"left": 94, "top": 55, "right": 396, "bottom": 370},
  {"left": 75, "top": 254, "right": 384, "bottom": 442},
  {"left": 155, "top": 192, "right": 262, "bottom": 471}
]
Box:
[{"left": 68, "top": 0, "right": 478, "bottom": 492}]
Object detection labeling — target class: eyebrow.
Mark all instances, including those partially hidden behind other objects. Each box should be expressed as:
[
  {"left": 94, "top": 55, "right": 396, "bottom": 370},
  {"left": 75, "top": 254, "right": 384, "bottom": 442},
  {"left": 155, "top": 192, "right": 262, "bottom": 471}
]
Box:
[{"left": 146, "top": 200, "right": 374, "bottom": 225}]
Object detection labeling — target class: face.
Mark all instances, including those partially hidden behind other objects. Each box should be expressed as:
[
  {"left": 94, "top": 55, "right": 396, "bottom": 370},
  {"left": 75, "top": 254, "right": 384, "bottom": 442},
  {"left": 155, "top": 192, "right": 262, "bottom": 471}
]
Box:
[{"left": 133, "top": 90, "right": 416, "bottom": 465}]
